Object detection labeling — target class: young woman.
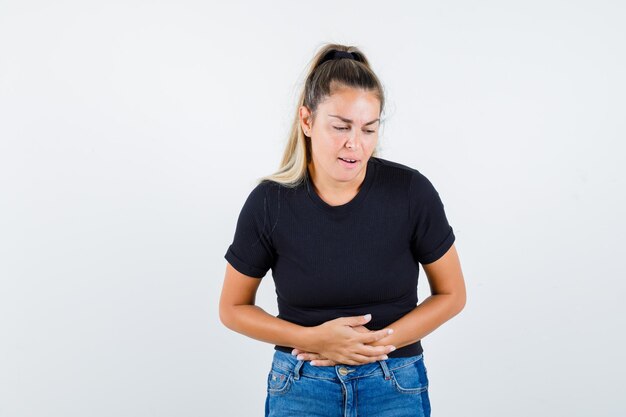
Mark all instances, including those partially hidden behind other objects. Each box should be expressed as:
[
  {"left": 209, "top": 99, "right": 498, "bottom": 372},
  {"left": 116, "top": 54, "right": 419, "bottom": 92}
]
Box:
[{"left": 219, "top": 43, "right": 466, "bottom": 417}]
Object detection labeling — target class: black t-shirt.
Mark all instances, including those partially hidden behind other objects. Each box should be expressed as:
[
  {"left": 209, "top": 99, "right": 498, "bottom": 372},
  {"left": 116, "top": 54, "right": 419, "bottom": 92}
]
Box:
[{"left": 224, "top": 156, "right": 455, "bottom": 357}]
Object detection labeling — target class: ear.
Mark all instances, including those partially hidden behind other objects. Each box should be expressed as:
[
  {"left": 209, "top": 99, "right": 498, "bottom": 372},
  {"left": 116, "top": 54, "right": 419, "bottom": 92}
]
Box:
[{"left": 299, "top": 105, "right": 313, "bottom": 136}]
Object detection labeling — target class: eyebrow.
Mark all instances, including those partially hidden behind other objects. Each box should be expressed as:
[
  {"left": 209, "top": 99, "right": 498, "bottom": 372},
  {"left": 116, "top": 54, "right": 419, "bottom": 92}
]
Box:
[{"left": 328, "top": 114, "right": 380, "bottom": 126}]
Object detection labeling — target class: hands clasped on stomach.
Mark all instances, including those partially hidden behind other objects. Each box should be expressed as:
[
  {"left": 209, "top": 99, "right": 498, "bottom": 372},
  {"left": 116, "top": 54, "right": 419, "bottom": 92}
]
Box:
[{"left": 292, "top": 313, "right": 396, "bottom": 367}]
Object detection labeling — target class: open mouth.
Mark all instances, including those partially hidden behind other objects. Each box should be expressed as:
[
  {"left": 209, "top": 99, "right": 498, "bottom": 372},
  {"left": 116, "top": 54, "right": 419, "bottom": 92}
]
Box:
[{"left": 338, "top": 157, "right": 358, "bottom": 164}]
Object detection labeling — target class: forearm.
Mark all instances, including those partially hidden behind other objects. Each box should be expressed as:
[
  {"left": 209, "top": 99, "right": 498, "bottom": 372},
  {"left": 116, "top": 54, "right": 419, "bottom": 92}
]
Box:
[
  {"left": 369, "top": 293, "right": 465, "bottom": 350},
  {"left": 221, "top": 304, "right": 314, "bottom": 351}
]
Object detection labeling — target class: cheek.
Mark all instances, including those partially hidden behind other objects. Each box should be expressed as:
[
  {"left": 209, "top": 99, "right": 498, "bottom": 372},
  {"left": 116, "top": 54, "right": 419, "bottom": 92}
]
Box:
[
  {"left": 313, "top": 133, "right": 342, "bottom": 152},
  {"left": 310, "top": 139, "right": 336, "bottom": 162},
  {"left": 362, "top": 135, "right": 378, "bottom": 149}
]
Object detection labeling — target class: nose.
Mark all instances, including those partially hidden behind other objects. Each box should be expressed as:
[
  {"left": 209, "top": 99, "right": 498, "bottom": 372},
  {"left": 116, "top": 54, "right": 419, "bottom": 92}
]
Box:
[{"left": 345, "top": 130, "right": 361, "bottom": 150}]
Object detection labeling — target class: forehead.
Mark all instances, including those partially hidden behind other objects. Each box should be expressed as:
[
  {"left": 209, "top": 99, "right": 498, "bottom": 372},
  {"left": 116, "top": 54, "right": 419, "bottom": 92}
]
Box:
[{"left": 319, "top": 87, "right": 380, "bottom": 119}]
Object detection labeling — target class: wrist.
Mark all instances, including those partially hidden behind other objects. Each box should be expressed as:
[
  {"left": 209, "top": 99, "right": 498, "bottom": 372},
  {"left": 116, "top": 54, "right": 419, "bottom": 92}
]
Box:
[{"left": 294, "top": 324, "right": 318, "bottom": 352}]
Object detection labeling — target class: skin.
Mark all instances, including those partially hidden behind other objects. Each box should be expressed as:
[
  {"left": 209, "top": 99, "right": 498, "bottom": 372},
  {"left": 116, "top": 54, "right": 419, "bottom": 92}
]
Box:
[
  {"left": 302, "top": 83, "right": 380, "bottom": 206},
  {"left": 219, "top": 84, "right": 467, "bottom": 366}
]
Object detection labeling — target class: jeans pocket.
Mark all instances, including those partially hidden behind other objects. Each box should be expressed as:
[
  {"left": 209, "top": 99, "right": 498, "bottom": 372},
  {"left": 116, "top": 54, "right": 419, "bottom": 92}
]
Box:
[
  {"left": 390, "top": 357, "right": 429, "bottom": 394},
  {"left": 267, "top": 366, "right": 293, "bottom": 396}
]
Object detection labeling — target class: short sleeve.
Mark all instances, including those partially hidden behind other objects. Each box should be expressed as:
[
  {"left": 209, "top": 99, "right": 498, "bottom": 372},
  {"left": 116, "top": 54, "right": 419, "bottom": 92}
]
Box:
[
  {"left": 409, "top": 171, "right": 456, "bottom": 265},
  {"left": 224, "top": 183, "right": 276, "bottom": 278}
]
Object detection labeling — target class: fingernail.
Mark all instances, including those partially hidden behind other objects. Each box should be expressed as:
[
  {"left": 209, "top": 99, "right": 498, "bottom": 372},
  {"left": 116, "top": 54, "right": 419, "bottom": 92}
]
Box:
[
  {"left": 297, "top": 355, "right": 304, "bottom": 360},
  {"left": 382, "top": 355, "right": 388, "bottom": 360},
  {"left": 363, "top": 313, "right": 372, "bottom": 320},
  {"left": 389, "top": 346, "right": 396, "bottom": 352},
  {"left": 311, "top": 361, "right": 316, "bottom": 366},
  {"left": 387, "top": 328, "right": 394, "bottom": 335},
  {"left": 291, "top": 349, "right": 297, "bottom": 355}
]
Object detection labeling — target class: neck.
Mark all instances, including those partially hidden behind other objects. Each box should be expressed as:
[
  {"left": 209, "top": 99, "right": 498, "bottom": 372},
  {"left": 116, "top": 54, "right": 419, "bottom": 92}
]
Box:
[{"left": 307, "top": 161, "right": 367, "bottom": 199}]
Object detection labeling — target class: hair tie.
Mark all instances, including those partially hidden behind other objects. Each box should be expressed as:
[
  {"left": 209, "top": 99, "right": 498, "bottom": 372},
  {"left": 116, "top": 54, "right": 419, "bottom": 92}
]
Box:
[
  {"left": 331, "top": 50, "right": 356, "bottom": 60},
  {"left": 320, "top": 50, "right": 357, "bottom": 65}
]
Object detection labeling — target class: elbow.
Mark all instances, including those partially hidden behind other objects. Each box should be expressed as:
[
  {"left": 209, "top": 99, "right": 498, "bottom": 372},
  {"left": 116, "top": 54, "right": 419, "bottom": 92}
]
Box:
[
  {"left": 457, "top": 300, "right": 466, "bottom": 316},
  {"left": 219, "top": 303, "right": 235, "bottom": 330},
  {"left": 440, "top": 288, "right": 465, "bottom": 317},
  {"left": 434, "top": 288, "right": 466, "bottom": 315},
  {"left": 219, "top": 301, "right": 254, "bottom": 330},
  {"left": 219, "top": 309, "right": 229, "bottom": 329},
  {"left": 454, "top": 290, "right": 466, "bottom": 315}
]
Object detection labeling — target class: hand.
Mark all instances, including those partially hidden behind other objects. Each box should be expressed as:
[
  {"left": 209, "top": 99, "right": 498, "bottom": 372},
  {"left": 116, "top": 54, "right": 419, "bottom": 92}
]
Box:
[
  {"left": 295, "top": 314, "right": 396, "bottom": 366},
  {"left": 292, "top": 324, "right": 395, "bottom": 366}
]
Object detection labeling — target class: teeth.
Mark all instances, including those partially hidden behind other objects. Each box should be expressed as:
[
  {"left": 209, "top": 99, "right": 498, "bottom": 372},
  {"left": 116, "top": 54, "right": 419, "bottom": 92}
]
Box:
[{"left": 341, "top": 158, "right": 356, "bottom": 162}]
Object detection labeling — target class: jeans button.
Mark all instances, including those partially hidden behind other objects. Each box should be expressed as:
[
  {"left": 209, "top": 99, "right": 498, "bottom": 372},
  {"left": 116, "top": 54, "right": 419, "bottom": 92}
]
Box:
[{"left": 338, "top": 367, "right": 349, "bottom": 376}]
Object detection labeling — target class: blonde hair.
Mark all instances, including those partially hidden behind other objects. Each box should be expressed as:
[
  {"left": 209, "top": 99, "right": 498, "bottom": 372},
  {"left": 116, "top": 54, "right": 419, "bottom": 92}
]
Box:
[{"left": 258, "top": 43, "right": 386, "bottom": 187}]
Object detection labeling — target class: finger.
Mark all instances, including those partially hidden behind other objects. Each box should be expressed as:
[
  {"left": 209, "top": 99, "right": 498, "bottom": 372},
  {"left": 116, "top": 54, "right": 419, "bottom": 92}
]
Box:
[
  {"left": 340, "top": 313, "right": 372, "bottom": 327},
  {"left": 343, "top": 352, "right": 387, "bottom": 365},
  {"left": 361, "top": 339, "right": 397, "bottom": 355},
  {"left": 357, "top": 344, "right": 396, "bottom": 357},
  {"left": 296, "top": 352, "right": 324, "bottom": 361},
  {"left": 351, "top": 325, "right": 370, "bottom": 333},
  {"left": 311, "top": 359, "right": 336, "bottom": 367},
  {"left": 359, "top": 328, "right": 394, "bottom": 344}
]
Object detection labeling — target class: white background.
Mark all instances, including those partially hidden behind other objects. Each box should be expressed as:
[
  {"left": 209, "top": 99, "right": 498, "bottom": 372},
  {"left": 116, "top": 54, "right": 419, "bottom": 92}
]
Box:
[{"left": 1, "top": 1, "right": 625, "bottom": 416}]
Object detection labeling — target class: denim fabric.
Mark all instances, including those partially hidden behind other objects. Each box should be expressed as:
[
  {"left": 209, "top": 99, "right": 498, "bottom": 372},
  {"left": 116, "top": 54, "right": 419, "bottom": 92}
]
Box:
[{"left": 265, "top": 349, "right": 431, "bottom": 417}]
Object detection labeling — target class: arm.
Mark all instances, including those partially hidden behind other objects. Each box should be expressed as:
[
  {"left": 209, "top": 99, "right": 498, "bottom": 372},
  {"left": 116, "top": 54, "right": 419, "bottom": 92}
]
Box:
[
  {"left": 219, "top": 262, "right": 396, "bottom": 365},
  {"left": 367, "top": 243, "right": 466, "bottom": 350},
  {"left": 219, "top": 262, "right": 312, "bottom": 349},
  {"left": 294, "top": 243, "right": 466, "bottom": 364}
]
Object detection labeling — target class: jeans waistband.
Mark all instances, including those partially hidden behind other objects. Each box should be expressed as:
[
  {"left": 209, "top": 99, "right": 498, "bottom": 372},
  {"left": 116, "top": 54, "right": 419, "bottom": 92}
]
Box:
[{"left": 270, "top": 349, "right": 424, "bottom": 381}]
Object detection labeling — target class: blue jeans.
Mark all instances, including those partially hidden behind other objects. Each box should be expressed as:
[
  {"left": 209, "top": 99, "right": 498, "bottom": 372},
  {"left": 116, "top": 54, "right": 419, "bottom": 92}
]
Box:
[{"left": 265, "top": 349, "right": 431, "bottom": 417}]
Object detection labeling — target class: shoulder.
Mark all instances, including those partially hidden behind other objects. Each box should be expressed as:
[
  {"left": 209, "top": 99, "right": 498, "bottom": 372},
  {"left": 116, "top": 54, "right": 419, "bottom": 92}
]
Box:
[
  {"left": 238, "top": 180, "right": 283, "bottom": 230},
  {"left": 243, "top": 179, "right": 283, "bottom": 203},
  {"left": 369, "top": 156, "right": 435, "bottom": 194},
  {"left": 235, "top": 180, "right": 278, "bottom": 221},
  {"left": 370, "top": 156, "right": 415, "bottom": 173}
]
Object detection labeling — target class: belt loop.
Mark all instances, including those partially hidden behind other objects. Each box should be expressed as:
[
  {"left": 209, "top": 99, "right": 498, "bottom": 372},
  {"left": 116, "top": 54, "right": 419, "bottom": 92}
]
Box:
[
  {"left": 293, "top": 359, "right": 304, "bottom": 380},
  {"left": 378, "top": 359, "right": 391, "bottom": 380}
]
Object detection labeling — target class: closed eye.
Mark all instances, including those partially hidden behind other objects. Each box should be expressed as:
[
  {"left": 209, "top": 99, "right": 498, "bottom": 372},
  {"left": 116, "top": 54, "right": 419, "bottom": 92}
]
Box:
[{"left": 334, "top": 127, "right": 376, "bottom": 134}]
